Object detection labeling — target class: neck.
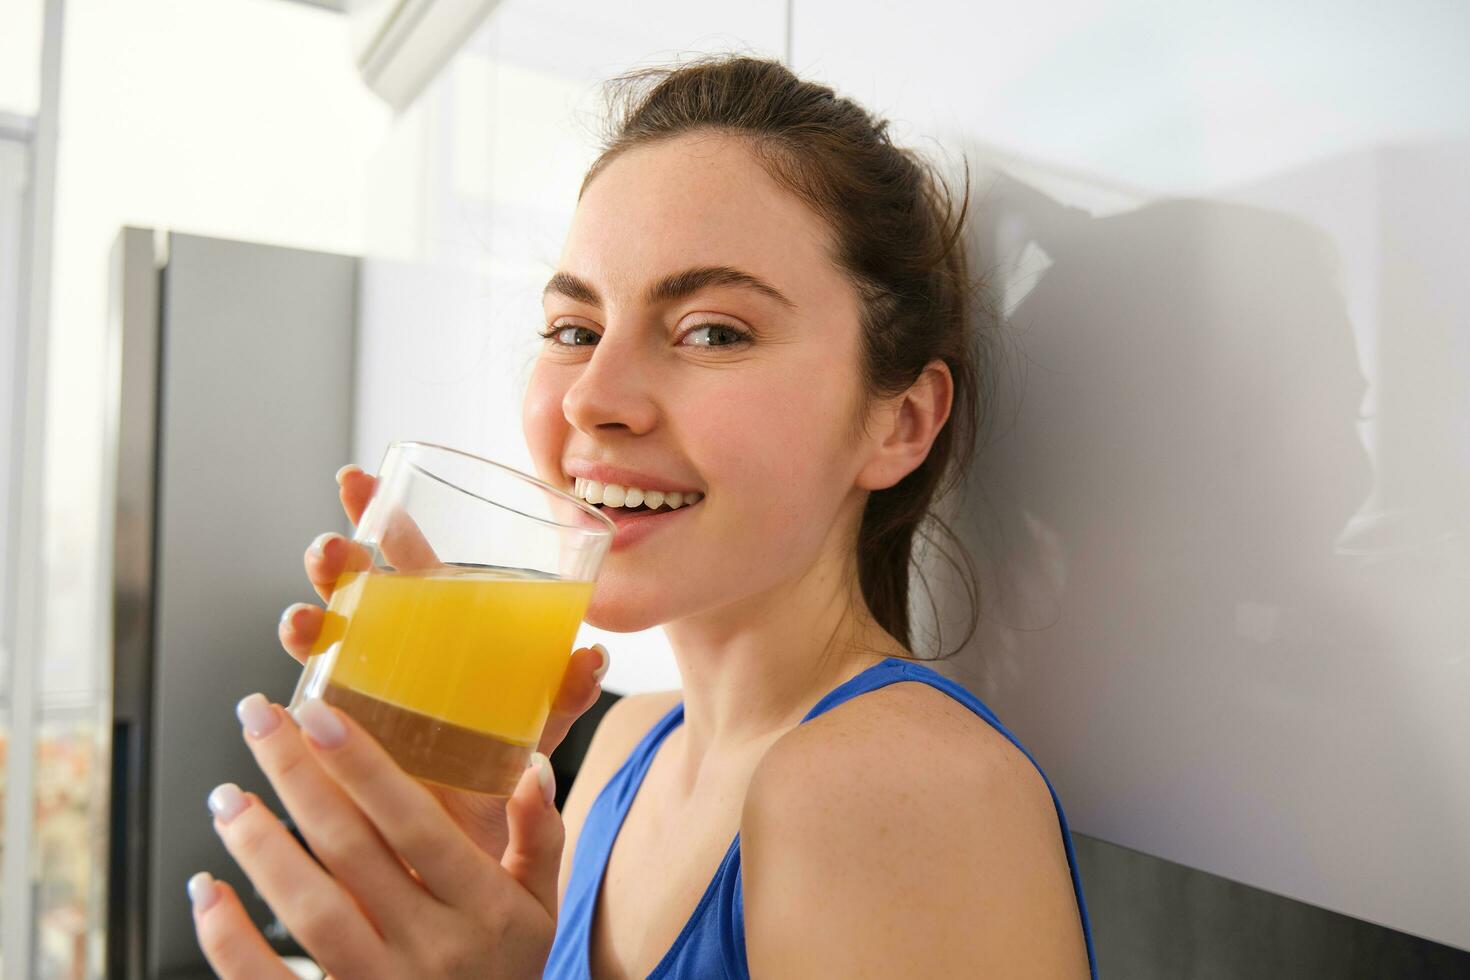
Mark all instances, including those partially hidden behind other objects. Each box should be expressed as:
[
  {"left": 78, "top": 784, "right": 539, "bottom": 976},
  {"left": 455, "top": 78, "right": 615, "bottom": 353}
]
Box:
[{"left": 660, "top": 545, "right": 904, "bottom": 786}]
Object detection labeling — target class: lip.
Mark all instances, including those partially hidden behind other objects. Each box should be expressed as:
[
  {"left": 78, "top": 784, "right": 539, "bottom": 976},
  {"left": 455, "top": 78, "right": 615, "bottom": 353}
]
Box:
[
  {"left": 563, "top": 459, "right": 702, "bottom": 496},
  {"left": 567, "top": 495, "right": 701, "bottom": 552}
]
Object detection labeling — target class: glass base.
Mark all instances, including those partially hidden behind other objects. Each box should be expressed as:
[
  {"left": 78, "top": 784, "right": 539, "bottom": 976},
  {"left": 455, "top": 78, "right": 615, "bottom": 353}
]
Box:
[{"left": 318, "top": 682, "right": 533, "bottom": 796}]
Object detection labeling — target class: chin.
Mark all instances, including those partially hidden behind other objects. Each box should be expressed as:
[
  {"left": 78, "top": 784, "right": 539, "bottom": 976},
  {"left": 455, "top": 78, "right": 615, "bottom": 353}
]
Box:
[{"left": 581, "top": 586, "right": 674, "bottom": 634}]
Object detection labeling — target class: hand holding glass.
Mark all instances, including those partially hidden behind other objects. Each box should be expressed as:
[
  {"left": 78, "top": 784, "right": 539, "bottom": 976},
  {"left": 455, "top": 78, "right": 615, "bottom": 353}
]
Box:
[{"left": 287, "top": 442, "right": 614, "bottom": 796}]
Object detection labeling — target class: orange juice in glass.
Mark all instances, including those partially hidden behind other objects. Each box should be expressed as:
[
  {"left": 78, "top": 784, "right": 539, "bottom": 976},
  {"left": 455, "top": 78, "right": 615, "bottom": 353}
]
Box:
[{"left": 288, "top": 441, "right": 614, "bottom": 795}]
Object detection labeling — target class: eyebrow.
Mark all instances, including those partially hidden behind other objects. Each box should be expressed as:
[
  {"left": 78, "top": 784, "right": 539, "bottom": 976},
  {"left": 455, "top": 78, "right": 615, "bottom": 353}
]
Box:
[{"left": 542, "top": 265, "right": 797, "bottom": 311}]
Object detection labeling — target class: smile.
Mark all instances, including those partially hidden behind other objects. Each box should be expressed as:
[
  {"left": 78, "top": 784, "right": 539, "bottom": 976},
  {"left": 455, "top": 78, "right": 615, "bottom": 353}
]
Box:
[{"left": 571, "top": 478, "right": 705, "bottom": 514}]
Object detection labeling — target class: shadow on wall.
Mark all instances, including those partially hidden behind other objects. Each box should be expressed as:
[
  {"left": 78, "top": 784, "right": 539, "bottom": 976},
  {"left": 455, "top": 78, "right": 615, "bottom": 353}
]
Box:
[
  {"left": 919, "top": 162, "right": 1470, "bottom": 971},
  {"left": 966, "top": 178, "right": 1372, "bottom": 627}
]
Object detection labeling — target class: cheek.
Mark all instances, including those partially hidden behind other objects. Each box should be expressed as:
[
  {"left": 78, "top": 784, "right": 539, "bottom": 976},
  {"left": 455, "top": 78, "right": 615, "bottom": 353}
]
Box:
[
  {"left": 699, "top": 368, "right": 857, "bottom": 530},
  {"left": 521, "top": 361, "right": 568, "bottom": 483}
]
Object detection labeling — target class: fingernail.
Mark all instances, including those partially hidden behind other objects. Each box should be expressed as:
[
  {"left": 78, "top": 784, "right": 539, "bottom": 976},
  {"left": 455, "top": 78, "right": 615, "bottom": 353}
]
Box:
[
  {"left": 298, "top": 697, "right": 346, "bottom": 748},
  {"left": 309, "top": 532, "right": 341, "bottom": 559},
  {"left": 235, "top": 693, "right": 280, "bottom": 739},
  {"left": 207, "top": 783, "right": 248, "bottom": 824},
  {"left": 528, "top": 751, "right": 555, "bottom": 806},
  {"left": 279, "top": 602, "right": 311, "bottom": 631},
  {"left": 335, "top": 463, "right": 362, "bottom": 486},
  {"left": 591, "top": 643, "right": 610, "bottom": 684},
  {"left": 187, "top": 871, "right": 220, "bottom": 912}
]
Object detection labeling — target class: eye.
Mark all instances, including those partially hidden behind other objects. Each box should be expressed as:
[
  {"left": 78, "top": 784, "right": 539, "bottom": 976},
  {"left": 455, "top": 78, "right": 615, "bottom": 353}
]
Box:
[
  {"left": 538, "top": 324, "right": 599, "bottom": 347},
  {"left": 535, "top": 321, "right": 752, "bottom": 348},
  {"left": 681, "top": 323, "right": 751, "bottom": 348}
]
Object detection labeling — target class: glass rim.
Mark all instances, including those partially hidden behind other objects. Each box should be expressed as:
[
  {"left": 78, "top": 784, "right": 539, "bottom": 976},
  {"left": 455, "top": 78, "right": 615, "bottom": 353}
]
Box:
[{"left": 389, "top": 440, "right": 615, "bottom": 538}]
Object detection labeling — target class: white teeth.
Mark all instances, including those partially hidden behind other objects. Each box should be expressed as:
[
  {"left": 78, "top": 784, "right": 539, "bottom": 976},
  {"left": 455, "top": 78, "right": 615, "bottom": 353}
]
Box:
[{"left": 571, "top": 478, "right": 703, "bottom": 511}]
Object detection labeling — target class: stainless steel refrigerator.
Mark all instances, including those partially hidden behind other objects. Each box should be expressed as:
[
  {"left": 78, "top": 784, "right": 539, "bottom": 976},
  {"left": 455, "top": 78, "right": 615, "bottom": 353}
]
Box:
[{"left": 105, "top": 227, "right": 357, "bottom": 979}]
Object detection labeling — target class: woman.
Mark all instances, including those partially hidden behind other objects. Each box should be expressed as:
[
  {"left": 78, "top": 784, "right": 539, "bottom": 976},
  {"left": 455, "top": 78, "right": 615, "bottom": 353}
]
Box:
[{"left": 189, "top": 55, "right": 1098, "bottom": 978}]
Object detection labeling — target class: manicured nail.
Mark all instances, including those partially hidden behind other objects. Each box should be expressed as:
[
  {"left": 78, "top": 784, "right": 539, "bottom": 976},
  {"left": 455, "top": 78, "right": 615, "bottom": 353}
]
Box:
[
  {"left": 309, "top": 532, "right": 341, "bottom": 559},
  {"left": 591, "top": 643, "right": 610, "bottom": 684},
  {"left": 298, "top": 697, "right": 346, "bottom": 748},
  {"left": 279, "top": 602, "right": 311, "bottom": 631},
  {"left": 528, "top": 751, "right": 555, "bottom": 806},
  {"left": 187, "top": 871, "right": 220, "bottom": 912},
  {"left": 335, "top": 463, "right": 362, "bottom": 486},
  {"left": 207, "top": 783, "right": 248, "bottom": 824},
  {"left": 235, "top": 693, "right": 280, "bottom": 739}
]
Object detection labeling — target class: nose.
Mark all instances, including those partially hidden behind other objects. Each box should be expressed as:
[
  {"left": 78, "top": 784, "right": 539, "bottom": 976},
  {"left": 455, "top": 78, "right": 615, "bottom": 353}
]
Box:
[{"left": 560, "top": 327, "right": 660, "bottom": 437}]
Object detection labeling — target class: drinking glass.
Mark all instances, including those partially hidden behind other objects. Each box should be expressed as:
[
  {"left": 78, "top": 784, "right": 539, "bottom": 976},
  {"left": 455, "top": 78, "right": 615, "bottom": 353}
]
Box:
[{"left": 287, "top": 441, "right": 614, "bottom": 795}]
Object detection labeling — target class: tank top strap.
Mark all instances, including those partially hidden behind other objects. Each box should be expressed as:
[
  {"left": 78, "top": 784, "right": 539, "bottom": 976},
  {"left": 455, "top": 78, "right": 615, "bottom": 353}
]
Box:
[
  {"left": 600, "top": 699, "right": 686, "bottom": 811},
  {"left": 801, "top": 655, "right": 1003, "bottom": 727},
  {"left": 543, "top": 698, "right": 687, "bottom": 979}
]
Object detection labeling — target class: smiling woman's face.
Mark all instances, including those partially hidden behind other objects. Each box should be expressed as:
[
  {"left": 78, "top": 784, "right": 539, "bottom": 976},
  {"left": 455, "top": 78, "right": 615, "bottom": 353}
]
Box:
[{"left": 522, "top": 131, "right": 880, "bottom": 633}]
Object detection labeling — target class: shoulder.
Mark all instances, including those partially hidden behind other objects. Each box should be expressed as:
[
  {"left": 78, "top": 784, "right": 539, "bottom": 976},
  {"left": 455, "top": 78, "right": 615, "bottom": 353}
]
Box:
[
  {"left": 751, "top": 677, "right": 1045, "bottom": 809},
  {"left": 557, "top": 689, "right": 681, "bottom": 902},
  {"left": 741, "top": 678, "right": 1090, "bottom": 978}
]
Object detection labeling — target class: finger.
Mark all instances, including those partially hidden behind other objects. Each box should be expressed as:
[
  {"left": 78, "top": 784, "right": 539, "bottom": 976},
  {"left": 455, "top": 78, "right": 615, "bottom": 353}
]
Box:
[
  {"left": 336, "top": 464, "right": 375, "bottom": 525},
  {"left": 294, "top": 697, "right": 509, "bottom": 908},
  {"left": 189, "top": 874, "right": 297, "bottom": 980},
  {"left": 236, "top": 694, "right": 437, "bottom": 938},
  {"left": 501, "top": 753, "right": 564, "bottom": 918},
  {"left": 335, "top": 465, "right": 439, "bottom": 573},
  {"left": 278, "top": 603, "right": 323, "bottom": 665},
  {"left": 536, "top": 644, "right": 608, "bottom": 756},
  {"left": 208, "top": 784, "right": 388, "bottom": 978},
  {"left": 305, "top": 532, "right": 373, "bottom": 603},
  {"left": 378, "top": 503, "right": 440, "bottom": 572}
]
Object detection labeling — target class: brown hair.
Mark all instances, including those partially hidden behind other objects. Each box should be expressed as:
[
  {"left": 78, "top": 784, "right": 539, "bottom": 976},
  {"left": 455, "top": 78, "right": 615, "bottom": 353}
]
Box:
[{"left": 580, "top": 55, "right": 987, "bottom": 660}]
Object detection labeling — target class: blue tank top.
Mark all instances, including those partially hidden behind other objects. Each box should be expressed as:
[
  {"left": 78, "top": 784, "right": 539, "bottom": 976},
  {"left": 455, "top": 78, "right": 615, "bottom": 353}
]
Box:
[{"left": 543, "top": 656, "right": 1099, "bottom": 979}]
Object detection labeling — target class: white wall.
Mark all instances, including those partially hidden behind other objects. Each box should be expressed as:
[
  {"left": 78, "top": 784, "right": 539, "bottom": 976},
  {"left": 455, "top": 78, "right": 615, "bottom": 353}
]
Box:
[{"left": 791, "top": 0, "right": 1470, "bottom": 951}]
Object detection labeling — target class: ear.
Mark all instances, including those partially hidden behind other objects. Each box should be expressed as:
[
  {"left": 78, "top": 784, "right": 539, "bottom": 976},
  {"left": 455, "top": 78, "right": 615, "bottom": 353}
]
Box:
[{"left": 855, "top": 359, "right": 954, "bottom": 492}]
